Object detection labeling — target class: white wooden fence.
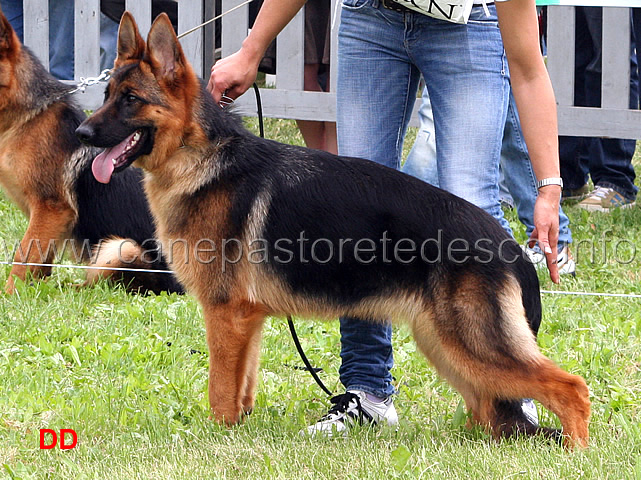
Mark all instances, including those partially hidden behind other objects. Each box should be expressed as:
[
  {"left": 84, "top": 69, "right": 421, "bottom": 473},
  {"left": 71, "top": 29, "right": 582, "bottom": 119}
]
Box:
[{"left": 20, "top": 1, "right": 641, "bottom": 138}]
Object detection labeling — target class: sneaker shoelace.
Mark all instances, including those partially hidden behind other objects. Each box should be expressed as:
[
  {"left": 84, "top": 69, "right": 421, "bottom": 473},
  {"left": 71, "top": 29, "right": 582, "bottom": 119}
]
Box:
[
  {"left": 590, "top": 186, "right": 610, "bottom": 199},
  {"left": 322, "top": 392, "right": 374, "bottom": 425}
]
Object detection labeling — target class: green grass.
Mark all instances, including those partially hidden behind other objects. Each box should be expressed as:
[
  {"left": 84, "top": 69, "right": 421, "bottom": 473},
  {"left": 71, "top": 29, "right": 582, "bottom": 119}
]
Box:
[{"left": 1, "top": 120, "right": 641, "bottom": 479}]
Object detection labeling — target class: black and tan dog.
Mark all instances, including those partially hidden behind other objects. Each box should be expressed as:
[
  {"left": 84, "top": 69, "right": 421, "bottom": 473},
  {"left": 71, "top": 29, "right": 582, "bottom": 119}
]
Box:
[
  {"left": 77, "top": 12, "right": 590, "bottom": 447},
  {"left": 0, "top": 8, "right": 181, "bottom": 294}
]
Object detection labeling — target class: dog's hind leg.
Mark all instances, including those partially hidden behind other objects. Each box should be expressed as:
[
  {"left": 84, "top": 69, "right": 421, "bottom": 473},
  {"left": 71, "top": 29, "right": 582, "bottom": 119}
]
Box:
[
  {"left": 202, "top": 301, "right": 266, "bottom": 426},
  {"left": 492, "top": 398, "right": 562, "bottom": 443},
  {"left": 413, "top": 318, "right": 590, "bottom": 447},
  {"left": 410, "top": 277, "right": 590, "bottom": 448}
]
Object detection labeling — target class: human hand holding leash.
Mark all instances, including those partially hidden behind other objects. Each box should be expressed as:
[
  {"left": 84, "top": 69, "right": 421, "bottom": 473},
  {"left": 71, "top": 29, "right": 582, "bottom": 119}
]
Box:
[
  {"left": 207, "top": 48, "right": 260, "bottom": 105},
  {"left": 530, "top": 186, "right": 562, "bottom": 284}
]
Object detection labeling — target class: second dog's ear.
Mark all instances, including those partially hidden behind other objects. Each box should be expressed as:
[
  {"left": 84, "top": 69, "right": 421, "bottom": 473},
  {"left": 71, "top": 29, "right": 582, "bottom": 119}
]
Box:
[
  {"left": 146, "top": 13, "right": 185, "bottom": 84},
  {"left": 115, "top": 11, "right": 145, "bottom": 68}
]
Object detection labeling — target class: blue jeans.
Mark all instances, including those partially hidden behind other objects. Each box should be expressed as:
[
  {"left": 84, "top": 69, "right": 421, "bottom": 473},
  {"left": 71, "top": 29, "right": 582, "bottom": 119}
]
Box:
[
  {"left": 405, "top": 88, "right": 574, "bottom": 247},
  {"left": 559, "top": 7, "right": 638, "bottom": 201},
  {"left": 100, "top": 13, "right": 119, "bottom": 71},
  {"left": 0, "top": 0, "right": 75, "bottom": 80},
  {"left": 336, "top": 0, "right": 509, "bottom": 398}
]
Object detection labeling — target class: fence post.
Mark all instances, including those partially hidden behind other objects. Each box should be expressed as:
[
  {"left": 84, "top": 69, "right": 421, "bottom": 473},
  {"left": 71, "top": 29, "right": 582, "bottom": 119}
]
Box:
[
  {"left": 546, "top": 6, "right": 575, "bottom": 107},
  {"left": 602, "top": 7, "right": 631, "bottom": 110},
  {"left": 74, "top": 0, "right": 101, "bottom": 80},
  {"left": 125, "top": 0, "right": 152, "bottom": 37},
  {"left": 178, "top": 0, "right": 205, "bottom": 77},
  {"left": 221, "top": 0, "right": 248, "bottom": 58},
  {"left": 23, "top": 0, "right": 49, "bottom": 71}
]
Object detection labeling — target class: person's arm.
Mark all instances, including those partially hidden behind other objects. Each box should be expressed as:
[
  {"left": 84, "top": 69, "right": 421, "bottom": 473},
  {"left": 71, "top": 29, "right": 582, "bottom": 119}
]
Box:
[
  {"left": 496, "top": 0, "right": 562, "bottom": 283},
  {"left": 207, "top": 0, "right": 306, "bottom": 103}
]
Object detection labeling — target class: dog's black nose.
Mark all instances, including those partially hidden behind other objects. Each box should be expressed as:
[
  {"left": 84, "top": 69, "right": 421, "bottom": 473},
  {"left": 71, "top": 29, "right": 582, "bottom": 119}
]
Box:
[{"left": 75, "top": 124, "right": 95, "bottom": 144}]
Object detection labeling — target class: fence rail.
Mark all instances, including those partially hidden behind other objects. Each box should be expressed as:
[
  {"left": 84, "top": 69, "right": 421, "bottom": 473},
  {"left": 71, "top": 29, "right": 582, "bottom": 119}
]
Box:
[{"left": 20, "top": 1, "right": 641, "bottom": 138}]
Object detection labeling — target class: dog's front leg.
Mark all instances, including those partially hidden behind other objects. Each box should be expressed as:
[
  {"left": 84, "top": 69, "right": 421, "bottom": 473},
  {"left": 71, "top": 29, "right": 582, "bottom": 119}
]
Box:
[
  {"left": 5, "top": 203, "right": 76, "bottom": 293},
  {"left": 202, "top": 301, "right": 266, "bottom": 425}
]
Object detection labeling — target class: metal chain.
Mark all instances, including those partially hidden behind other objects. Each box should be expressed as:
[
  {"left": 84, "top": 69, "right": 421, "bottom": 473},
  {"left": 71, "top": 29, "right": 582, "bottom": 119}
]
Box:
[{"left": 68, "top": 69, "right": 112, "bottom": 94}]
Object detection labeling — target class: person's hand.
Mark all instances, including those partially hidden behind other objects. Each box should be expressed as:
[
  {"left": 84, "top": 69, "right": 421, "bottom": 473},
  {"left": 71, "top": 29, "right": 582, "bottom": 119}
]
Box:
[
  {"left": 207, "top": 48, "right": 260, "bottom": 105},
  {"left": 529, "top": 186, "right": 561, "bottom": 283}
]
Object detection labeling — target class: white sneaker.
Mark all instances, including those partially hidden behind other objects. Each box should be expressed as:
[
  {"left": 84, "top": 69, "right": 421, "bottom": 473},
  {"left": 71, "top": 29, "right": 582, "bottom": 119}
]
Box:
[
  {"left": 523, "top": 244, "right": 576, "bottom": 276},
  {"left": 304, "top": 389, "right": 398, "bottom": 436},
  {"left": 520, "top": 398, "right": 539, "bottom": 426}
]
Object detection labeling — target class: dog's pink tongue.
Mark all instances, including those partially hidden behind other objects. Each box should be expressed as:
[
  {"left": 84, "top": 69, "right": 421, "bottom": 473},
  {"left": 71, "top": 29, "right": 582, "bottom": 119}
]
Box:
[
  {"left": 91, "top": 134, "right": 134, "bottom": 184},
  {"left": 92, "top": 149, "right": 116, "bottom": 184}
]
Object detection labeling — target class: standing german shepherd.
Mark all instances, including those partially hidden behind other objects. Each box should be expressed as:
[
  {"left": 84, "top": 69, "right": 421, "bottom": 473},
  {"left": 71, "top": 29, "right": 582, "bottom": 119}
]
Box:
[
  {"left": 77, "top": 12, "right": 590, "bottom": 447},
  {"left": 0, "top": 8, "right": 181, "bottom": 294}
]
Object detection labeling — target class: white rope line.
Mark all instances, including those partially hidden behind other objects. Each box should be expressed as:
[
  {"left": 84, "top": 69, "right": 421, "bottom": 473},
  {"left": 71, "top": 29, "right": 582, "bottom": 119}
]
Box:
[
  {"left": 541, "top": 289, "right": 641, "bottom": 299},
  {"left": 0, "top": 261, "right": 173, "bottom": 275},
  {"left": 1, "top": 260, "right": 640, "bottom": 299},
  {"left": 177, "top": 0, "right": 255, "bottom": 39}
]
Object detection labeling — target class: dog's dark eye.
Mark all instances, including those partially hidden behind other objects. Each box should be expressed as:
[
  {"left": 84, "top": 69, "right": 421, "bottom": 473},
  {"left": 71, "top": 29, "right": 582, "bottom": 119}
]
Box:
[{"left": 126, "top": 94, "right": 139, "bottom": 104}]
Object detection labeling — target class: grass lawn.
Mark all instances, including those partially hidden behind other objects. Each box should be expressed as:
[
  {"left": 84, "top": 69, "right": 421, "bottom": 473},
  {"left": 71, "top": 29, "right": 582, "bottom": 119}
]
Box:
[{"left": 1, "top": 118, "right": 641, "bottom": 479}]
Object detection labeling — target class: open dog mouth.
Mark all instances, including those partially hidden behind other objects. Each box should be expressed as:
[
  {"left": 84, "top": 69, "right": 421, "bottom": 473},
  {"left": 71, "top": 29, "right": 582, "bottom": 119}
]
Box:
[{"left": 92, "top": 129, "right": 148, "bottom": 184}]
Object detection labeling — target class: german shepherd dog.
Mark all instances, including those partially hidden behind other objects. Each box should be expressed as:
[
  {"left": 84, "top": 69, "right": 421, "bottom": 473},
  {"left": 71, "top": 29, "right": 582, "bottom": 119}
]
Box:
[
  {"left": 77, "top": 12, "right": 590, "bottom": 447},
  {"left": 0, "top": 8, "right": 181, "bottom": 294}
]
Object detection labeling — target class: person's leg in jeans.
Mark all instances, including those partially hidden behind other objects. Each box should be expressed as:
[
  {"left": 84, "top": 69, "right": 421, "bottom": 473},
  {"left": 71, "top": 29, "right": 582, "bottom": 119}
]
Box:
[
  {"left": 48, "top": 0, "right": 74, "bottom": 80},
  {"left": 404, "top": 86, "right": 514, "bottom": 209},
  {"left": 418, "top": 5, "right": 511, "bottom": 235},
  {"left": 0, "top": 0, "right": 74, "bottom": 80},
  {"left": 303, "top": 0, "right": 419, "bottom": 434},
  {"left": 335, "top": 0, "right": 421, "bottom": 403},
  {"left": 633, "top": 8, "right": 641, "bottom": 87},
  {"left": 0, "top": 0, "right": 23, "bottom": 40},
  {"left": 100, "top": 13, "right": 119, "bottom": 71}
]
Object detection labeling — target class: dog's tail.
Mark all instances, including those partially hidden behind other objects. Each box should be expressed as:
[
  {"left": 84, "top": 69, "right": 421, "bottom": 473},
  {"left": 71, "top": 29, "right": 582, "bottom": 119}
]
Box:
[{"left": 84, "top": 237, "right": 183, "bottom": 294}]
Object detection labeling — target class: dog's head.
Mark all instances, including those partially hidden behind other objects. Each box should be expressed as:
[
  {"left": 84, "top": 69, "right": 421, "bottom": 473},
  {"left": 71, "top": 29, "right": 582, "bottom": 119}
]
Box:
[{"left": 76, "top": 12, "right": 201, "bottom": 183}]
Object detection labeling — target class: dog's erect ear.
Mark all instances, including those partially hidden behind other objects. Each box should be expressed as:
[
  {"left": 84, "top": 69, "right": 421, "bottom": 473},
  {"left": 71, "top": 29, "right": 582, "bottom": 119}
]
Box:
[
  {"left": 0, "top": 7, "right": 18, "bottom": 57},
  {"left": 146, "top": 13, "right": 186, "bottom": 84},
  {"left": 115, "top": 11, "right": 145, "bottom": 68}
]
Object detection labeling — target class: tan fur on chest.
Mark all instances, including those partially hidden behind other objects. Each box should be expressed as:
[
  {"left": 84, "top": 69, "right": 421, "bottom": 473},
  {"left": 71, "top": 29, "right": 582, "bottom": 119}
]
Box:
[{"left": 145, "top": 173, "right": 234, "bottom": 302}]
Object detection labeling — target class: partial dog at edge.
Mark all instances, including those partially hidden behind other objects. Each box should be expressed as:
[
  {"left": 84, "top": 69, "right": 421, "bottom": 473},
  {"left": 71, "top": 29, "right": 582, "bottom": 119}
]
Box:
[
  {"left": 76, "top": 12, "right": 590, "bottom": 447},
  {"left": 0, "top": 7, "right": 181, "bottom": 294}
]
